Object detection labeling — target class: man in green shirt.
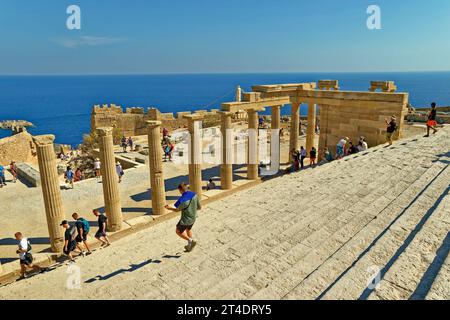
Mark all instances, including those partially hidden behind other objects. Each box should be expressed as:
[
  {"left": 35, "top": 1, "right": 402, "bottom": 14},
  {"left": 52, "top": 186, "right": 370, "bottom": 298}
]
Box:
[{"left": 165, "top": 183, "right": 202, "bottom": 252}]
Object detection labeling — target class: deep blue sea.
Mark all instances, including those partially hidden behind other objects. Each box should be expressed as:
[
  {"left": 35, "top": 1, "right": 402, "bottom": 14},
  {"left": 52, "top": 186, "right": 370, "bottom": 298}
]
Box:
[{"left": 1, "top": 72, "right": 449, "bottom": 146}]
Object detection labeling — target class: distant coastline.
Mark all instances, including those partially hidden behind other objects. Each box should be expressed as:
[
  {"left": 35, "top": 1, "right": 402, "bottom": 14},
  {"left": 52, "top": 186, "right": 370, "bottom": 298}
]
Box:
[{"left": 1, "top": 72, "right": 449, "bottom": 146}]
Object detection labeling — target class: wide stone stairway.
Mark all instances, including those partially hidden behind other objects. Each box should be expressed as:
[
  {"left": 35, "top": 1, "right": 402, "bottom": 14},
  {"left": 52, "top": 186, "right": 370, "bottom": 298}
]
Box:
[{"left": 1, "top": 127, "right": 449, "bottom": 300}]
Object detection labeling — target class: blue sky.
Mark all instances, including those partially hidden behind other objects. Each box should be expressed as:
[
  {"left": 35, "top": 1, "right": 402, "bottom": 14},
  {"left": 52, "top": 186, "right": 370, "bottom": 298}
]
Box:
[{"left": 0, "top": 0, "right": 449, "bottom": 74}]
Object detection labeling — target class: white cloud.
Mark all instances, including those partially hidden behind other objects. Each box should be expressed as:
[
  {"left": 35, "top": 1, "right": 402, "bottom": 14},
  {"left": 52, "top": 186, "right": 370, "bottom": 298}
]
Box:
[{"left": 55, "top": 36, "right": 126, "bottom": 48}]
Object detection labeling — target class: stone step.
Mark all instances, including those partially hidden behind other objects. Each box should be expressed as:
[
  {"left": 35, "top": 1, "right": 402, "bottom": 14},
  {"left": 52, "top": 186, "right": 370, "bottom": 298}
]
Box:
[
  {"left": 252, "top": 159, "right": 446, "bottom": 299},
  {"left": 368, "top": 185, "right": 450, "bottom": 300},
  {"left": 318, "top": 162, "right": 450, "bottom": 300},
  {"left": 186, "top": 157, "right": 423, "bottom": 299}
]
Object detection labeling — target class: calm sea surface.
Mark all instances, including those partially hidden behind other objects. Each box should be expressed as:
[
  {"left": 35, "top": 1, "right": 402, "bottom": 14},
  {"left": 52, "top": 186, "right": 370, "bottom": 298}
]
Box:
[{"left": 1, "top": 72, "right": 449, "bottom": 146}]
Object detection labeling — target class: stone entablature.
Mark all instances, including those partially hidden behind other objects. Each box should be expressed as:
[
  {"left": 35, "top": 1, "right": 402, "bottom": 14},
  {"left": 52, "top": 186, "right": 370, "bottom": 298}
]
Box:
[
  {"left": 318, "top": 80, "right": 340, "bottom": 90},
  {"left": 369, "top": 81, "right": 397, "bottom": 92}
]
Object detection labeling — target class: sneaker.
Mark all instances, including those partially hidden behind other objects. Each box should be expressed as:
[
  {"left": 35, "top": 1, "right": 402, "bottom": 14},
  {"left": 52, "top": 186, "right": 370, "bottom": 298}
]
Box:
[
  {"left": 19, "top": 274, "right": 27, "bottom": 280},
  {"left": 81, "top": 251, "right": 86, "bottom": 257},
  {"left": 186, "top": 240, "right": 197, "bottom": 252}
]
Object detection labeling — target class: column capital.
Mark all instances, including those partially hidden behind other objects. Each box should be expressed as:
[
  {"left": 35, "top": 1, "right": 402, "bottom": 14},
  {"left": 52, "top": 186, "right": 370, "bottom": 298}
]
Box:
[
  {"left": 33, "top": 135, "right": 55, "bottom": 146},
  {"left": 247, "top": 107, "right": 265, "bottom": 114},
  {"left": 146, "top": 120, "right": 162, "bottom": 128},
  {"left": 96, "top": 127, "right": 113, "bottom": 137}
]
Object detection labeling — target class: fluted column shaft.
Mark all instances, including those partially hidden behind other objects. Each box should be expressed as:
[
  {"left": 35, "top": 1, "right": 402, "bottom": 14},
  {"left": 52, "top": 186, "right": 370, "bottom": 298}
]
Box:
[
  {"left": 147, "top": 121, "right": 166, "bottom": 215},
  {"left": 220, "top": 112, "right": 233, "bottom": 189},
  {"left": 184, "top": 116, "right": 204, "bottom": 200},
  {"left": 289, "top": 102, "right": 300, "bottom": 161},
  {"left": 306, "top": 103, "right": 317, "bottom": 157},
  {"left": 33, "top": 135, "right": 65, "bottom": 253},
  {"left": 247, "top": 109, "right": 259, "bottom": 180},
  {"left": 97, "top": 127, "right": 122, "bottom": 231},
  {"left": 271, "top": 105, "right": 281, "bottom": 130}
]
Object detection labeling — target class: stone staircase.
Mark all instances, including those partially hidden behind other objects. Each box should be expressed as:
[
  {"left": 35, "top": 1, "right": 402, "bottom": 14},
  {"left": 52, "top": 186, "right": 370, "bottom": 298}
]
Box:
[{"left": 1, "top": 127, "right": 448, "bottom": 300}]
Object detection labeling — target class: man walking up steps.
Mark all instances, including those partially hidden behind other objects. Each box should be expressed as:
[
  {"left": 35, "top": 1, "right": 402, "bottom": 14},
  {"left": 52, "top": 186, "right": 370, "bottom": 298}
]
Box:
[{"left": 165, "top": 183, "right": 202, "bottom": 252}]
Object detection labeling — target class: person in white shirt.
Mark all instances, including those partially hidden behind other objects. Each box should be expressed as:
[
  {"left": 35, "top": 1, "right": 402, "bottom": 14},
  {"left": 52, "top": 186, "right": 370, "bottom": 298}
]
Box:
[
  {"left": 15, "top": 232, "right": 45, "bottom": 279},
  {"left": 116, "top": 162, "right": 124, "bottom": 183},
  {"left": 336, "top": 137, "right": 348, "bottom": 159},
  {"left": 358, "top": 137, "right": 368, "bottom": 152},
  {"left": 300, "top": 146, "right": 307, "bottom": 169},
  {"left": 94, "top": 158, "right": 101, "bottom": 178}
]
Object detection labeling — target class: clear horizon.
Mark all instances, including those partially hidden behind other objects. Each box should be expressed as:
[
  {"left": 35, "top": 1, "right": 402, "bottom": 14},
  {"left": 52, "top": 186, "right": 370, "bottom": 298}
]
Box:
[{"left": 1, "top": 0, "right": 450, "bottom": 75}]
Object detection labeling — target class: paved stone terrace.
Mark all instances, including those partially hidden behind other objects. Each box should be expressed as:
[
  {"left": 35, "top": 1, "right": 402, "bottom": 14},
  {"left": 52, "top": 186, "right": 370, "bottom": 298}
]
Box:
[{"left": 0, "top": 127, "right": 449, "bottom": 300}]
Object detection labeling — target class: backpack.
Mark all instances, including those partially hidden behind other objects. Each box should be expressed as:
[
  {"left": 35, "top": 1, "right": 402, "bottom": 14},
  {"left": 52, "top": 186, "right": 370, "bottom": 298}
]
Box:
[{"left": 78, "top": 218, "right": 90, "bottom": 233}]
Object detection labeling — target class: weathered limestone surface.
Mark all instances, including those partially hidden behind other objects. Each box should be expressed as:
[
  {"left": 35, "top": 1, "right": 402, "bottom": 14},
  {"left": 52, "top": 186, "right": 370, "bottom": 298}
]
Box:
[
  {"left": 306, "top": 103, "right": 317, "bottom": 155},
  {"left": 247, "top": 109, "right": 260, "bottom": 180},
  {"left": 1, "top": 127, "right": 449, "bottom": 300},
  {"left": 289, "top": 103, "right": 300, "bottom": 161},
  {"left": 147, "top": 121, "right": 167, "bottom": 215},
  {"left": 184, "top": 115, "right": 204, "bottom": 199},
  {"left": 33, "top": 135, "right": 65, "bottom": 252},
  {"left": 0, "top": 131, "right": 37, "bottom": 165},
  {"left": 97, "top": 127, "right": 123, "bottom": 231},
  {"left": 220, "top": 112, "right": 233, "bottom": 190}
]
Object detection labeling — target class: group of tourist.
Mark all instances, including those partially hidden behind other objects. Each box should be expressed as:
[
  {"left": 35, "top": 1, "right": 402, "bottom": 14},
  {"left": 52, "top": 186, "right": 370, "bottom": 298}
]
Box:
[
  {"left": 290, "top": 146, "right": 318, "bottom": 171},
  {"left": 121, "top": 136, "right": 134, "bottom": 153},
  {"left": 0, "top": 161, "right": 18, "bottom": 188},
  {"left": 161, "top": 128, "right": 174, "bottom": 161},
  {"left": 14, "top": 209, "right": 111, "bottom": 277},
  {"left": 64, "top": 166, "right": 84, "bottom": 189},
  {"left": 60, "top": 210, "right": 111, "bottom": 262},
  {"left": 15, "top": 181, "right": 201, "bottom": 278}
]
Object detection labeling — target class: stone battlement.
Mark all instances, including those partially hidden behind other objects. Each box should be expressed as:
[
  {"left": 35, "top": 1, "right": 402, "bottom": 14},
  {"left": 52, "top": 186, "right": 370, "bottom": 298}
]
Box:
[{"left": 91, "top": 104, "right": 238, "bottom": 136}]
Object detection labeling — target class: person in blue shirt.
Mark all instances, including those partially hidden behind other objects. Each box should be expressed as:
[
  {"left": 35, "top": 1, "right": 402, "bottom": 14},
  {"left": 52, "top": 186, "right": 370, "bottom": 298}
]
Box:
[
  {"left": 165, "top": 183, "right": 202, "bottom": 252},
  {"left": 0, "top": 165, "right": 6, "bottom": 187},
  {"left": 64, "top": 166, "right": 74, "bottom": 189}
]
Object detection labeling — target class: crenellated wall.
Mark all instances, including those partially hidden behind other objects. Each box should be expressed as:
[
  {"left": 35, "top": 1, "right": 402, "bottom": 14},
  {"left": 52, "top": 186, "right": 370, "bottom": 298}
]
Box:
[{"left": 91, "top": 104, "right": 240, "bottom": 136}]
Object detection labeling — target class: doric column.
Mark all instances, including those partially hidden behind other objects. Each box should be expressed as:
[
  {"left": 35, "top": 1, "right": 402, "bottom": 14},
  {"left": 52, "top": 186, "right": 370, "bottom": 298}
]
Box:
[
  {"left": 220, "top": 112, "right": 234, "bottom": 190},
  {"left": 236, "top": 85, "right": 242, "bottom": 102},
  {"left": 289, "top": 102, "right": 300, "bottom": 161},
  {"left": 247, "top": 108, "right": 262, "bottom": 180},
  {"left": 97, "top": 127, "right": 123, "bottom": 231},
  {"left": 33, "top": 135, "right": 65, "bottom": 252},
  {"left": 306, "top": 103, "right": 317, "bottom": 157},
  {"left": 271, "top": 105, "right": 282, "bottom": 169},
  {"left": 271, "top": 105, "right": 281, "bottom": 130},
  {"left": 183, "top": 114, "right": 204, "bottom": 199},
  {"left": 147, "top": 121, "right": 166, "bottom": 215}
]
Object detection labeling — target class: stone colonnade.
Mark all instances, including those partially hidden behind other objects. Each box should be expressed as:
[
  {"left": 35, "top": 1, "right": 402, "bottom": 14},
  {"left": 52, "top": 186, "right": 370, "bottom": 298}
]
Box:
[{"left": 34, "top": 79, "right": 374, "bottom": 254}]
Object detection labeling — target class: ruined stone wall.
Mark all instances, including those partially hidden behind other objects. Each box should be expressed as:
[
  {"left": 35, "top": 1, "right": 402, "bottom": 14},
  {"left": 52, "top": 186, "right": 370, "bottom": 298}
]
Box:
[
  {"left": 317, "top": 92, "right": 409, "bottom": 154},
  {"left": 91, "top": 105, "right": 228, "bottom": 136},
  {"left": 0, "top": 131, "right": 37, "bottom": 165}
]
